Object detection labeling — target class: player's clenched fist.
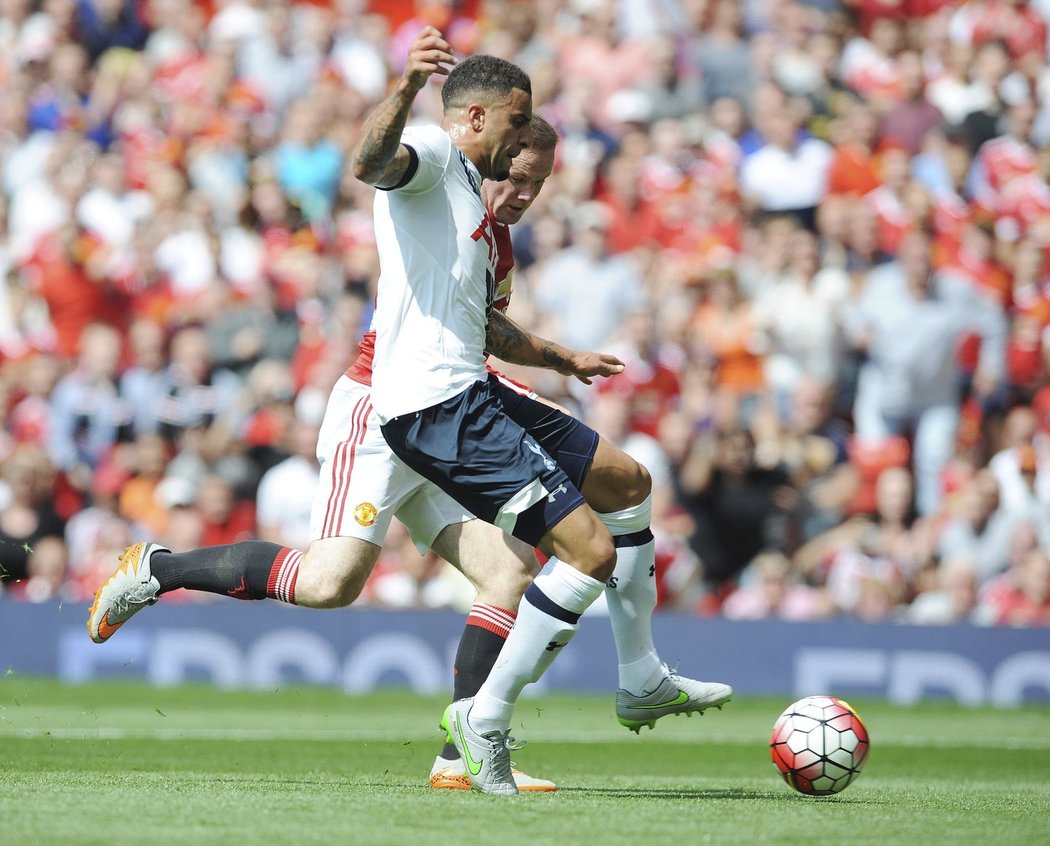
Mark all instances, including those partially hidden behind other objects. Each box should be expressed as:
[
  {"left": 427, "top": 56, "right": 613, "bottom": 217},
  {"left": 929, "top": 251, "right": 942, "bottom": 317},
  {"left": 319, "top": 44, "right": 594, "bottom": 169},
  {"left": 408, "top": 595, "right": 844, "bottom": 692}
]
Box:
[{"left": 403, "top": 26, "right": 456, "bottom": 92}]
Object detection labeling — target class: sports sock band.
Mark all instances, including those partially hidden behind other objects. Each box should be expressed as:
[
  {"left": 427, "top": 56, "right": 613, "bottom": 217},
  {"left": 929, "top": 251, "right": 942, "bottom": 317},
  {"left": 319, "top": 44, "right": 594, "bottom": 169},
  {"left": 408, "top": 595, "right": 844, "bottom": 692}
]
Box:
[{"left": 153, "top": 542, "right": 297, "bottom": 603}]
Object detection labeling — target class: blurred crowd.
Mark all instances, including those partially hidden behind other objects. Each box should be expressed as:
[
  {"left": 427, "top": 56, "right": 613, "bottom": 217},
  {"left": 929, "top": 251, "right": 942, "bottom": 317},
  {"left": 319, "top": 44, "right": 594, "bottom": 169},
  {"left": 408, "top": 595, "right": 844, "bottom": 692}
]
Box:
[{"left": 0, "top": 0, "right": 1049, "bottom": 626}]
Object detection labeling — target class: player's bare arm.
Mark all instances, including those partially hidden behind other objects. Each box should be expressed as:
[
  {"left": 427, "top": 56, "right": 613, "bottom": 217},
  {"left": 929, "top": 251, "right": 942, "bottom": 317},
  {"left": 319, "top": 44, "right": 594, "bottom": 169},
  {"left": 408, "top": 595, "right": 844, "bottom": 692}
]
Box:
[
  {"left": 485, "top": 310, "right": 624, "bottom": 385},
  {"left": 351, "top": 27, "right": 455, "bottom": 188}
]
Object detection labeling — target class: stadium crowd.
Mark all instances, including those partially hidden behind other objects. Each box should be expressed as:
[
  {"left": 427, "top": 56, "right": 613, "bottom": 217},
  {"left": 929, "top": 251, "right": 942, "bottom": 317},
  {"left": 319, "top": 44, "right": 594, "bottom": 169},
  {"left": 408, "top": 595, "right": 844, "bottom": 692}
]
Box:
[{"left": 0, "top": 0, "right": 1048, "bottom": 626}]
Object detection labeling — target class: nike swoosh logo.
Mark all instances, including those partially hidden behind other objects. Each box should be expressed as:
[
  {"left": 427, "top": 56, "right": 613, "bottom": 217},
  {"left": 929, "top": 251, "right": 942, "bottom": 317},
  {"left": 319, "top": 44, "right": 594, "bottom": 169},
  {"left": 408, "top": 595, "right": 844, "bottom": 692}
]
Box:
[
  {"left": 456, "top": 712, "right": 483, "bottom": 776},
  {"left": 633, "top": 690, "right": 689, "bottom": 710},
  {"left": 96, "top": 611, "right": 123, "bottom": 641}
]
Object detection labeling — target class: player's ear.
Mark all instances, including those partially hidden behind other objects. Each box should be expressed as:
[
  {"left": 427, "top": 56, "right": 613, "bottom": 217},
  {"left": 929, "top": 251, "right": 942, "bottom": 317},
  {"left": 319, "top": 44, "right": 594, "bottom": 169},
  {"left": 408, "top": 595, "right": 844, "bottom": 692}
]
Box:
[{"left": 467, "top": 103, "right": 486, "bottom": 132}]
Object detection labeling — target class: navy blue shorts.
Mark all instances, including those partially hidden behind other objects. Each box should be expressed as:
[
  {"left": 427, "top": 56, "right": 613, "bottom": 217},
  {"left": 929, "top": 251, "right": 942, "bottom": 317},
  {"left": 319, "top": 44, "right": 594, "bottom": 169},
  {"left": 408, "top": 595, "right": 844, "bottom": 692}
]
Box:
[
  {"left": 489, "top": 375, "right": 599, "bottom": 490},
  {"left": 380, "top": 378, "right": 591, "bottom": 546}
]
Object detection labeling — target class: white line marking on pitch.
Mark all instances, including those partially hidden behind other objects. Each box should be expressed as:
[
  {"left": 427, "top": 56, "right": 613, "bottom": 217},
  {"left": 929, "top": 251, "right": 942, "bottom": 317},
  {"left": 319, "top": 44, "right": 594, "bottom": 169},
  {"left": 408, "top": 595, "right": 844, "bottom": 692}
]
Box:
[{"left": 2, "top": 726, "right": 1049, "bottom": 750}]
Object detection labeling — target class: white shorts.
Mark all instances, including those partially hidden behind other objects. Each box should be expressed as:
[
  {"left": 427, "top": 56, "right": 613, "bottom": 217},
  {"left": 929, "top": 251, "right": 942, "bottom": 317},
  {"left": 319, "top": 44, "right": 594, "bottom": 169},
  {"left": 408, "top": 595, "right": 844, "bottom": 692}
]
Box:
[{"left": 309, "top": 375, "right": 474, "bottom": 552}]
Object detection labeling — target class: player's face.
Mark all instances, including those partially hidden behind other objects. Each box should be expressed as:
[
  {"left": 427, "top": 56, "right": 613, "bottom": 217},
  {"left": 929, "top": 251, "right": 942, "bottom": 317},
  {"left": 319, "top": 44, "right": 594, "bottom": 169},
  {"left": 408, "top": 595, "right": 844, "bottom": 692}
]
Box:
[
  {"left": 486, "top": 147, "right": 555, "bottom": 225},
  {"left": 481, "top": 87, "right": 533, "bottom": 181}
]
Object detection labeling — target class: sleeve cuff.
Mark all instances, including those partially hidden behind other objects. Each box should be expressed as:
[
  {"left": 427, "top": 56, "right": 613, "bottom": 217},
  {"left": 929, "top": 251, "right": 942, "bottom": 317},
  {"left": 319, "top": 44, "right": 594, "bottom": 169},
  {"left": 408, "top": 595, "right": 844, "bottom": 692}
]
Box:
[{"left": 376, "top": 144, "right": 419, "bottom": 192}]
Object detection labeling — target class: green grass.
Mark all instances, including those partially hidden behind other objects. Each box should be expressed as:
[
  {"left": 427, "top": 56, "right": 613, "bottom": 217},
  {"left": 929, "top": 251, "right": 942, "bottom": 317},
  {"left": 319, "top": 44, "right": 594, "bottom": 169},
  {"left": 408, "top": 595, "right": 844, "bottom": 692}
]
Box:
[{"left": 0, "top": 677, "right": 1047, "bottom": 846}]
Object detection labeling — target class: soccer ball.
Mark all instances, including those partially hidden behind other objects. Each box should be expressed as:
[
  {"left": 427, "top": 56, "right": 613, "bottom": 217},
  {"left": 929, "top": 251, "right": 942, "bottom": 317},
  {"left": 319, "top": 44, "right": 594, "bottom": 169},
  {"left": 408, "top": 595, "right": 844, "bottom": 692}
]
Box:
[{"left": 769, "top": 695, "right": 870, "bottom": 796}]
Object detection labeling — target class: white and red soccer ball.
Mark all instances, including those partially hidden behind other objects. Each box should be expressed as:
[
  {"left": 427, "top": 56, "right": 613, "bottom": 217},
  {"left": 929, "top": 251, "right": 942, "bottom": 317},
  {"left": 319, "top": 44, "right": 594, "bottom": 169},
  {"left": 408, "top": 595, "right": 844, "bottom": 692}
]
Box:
[{"left": 770, "top": 695, "right": 870, "bottom": 796}]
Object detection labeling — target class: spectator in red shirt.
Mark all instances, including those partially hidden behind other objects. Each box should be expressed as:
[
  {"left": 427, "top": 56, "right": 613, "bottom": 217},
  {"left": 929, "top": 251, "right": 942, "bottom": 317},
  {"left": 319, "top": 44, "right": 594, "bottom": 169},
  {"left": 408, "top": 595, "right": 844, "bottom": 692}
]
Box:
[
  {"left": 866, "top": 139, "right": 916, "bottom": 255},
  {"left": 952, "top": 0, "right": 1048, "bottom": 65},
  {"left": 1004, "top": 238, "right": 1050, "bottom": 393},
  {"left": 599, "top": 307, "right": 681, "bottom": 439},
  {"left": 968, "top": 95, "right": 1039, "bottom": 209},
  {"left": 25, "top": 223, "right": 121, "bottom": 358},
  {"left": 593, "top": 152, "right": 661, "bottom": 255},
  {"left": 979, "top": 545, "right": 1050, "bottom": 625},
  {"left": 827, "top": 97, "right": 882, "bottom": 198},
  {"left": 994, "top": 143, "right": 1050, "bottom": 252},
  {"left": 196, "top": 472, "right": 255, "bottom": 548},
  {"left": 940, "top": 211, "right": 1013, "bottom": 306}
]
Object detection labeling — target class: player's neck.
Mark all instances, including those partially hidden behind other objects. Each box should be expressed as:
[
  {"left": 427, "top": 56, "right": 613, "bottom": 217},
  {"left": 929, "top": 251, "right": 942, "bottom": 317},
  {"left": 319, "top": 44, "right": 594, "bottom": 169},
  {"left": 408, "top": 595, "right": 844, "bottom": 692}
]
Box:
[{"left": 443, "top": 117, "right": 485, "bottom": 175}]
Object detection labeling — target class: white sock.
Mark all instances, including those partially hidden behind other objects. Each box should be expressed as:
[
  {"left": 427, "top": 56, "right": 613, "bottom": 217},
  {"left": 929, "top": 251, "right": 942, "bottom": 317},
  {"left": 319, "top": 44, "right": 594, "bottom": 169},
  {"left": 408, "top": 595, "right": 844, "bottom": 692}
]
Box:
[
  {"left": 601, "top": 496, "right": 664, "bottom": 694},
  {"left": 470, "top": 558, "right": 604, "bottom": 734}
]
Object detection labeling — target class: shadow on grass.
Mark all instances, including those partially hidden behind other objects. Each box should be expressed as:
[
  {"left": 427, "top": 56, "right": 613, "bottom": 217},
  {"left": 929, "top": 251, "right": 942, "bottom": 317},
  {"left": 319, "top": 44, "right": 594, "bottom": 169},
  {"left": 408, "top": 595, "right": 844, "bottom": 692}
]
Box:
[
  {"left": 556, "top": 786, "right": 881, "bottom": 804},
  {"left": 197, "top": 777, "right": 884, "bottom": 806}
]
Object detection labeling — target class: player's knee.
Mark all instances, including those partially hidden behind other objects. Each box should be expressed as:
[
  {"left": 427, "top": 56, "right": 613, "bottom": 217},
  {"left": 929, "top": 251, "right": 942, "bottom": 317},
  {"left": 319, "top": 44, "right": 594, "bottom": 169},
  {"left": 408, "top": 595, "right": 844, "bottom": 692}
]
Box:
[
  {"left": 581, "top": 531, "right": 617, "bottom": 583},
  {"left": 586, "top": 455, "right": 652, "bottom": 511},
  {"left": 506, "top": 566, "right": 534, "bottom": 606},
  {"left": 310, "top": 577, "right": 363, "bottom": 608},
  {"left": 625, "top": 461, "right": 653, "bottom": 506},
  {"left": 602, "top": 459, "right": 651, "bottom": 510},
  {"left": 296, "top": 557, "right": 370, "bottom": 608},
  {"left": 475, "top": 566, "right": 532, "bottom": 610}
]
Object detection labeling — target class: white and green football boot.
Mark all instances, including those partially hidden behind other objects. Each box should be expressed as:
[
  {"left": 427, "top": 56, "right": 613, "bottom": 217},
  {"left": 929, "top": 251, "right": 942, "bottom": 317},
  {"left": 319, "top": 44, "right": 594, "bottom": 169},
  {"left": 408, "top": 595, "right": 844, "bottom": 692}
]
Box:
[
  {"left": 439, "top": 698, "right": 520, "bottom": 795},
  {"left": 617, "top": 665, "right": 733, "bottom": 733}
]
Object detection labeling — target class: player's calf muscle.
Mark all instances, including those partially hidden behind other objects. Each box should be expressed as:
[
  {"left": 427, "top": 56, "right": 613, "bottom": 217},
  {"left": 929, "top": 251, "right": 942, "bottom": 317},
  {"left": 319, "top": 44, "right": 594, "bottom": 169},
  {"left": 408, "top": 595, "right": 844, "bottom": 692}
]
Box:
[{"left": 294, "top": 542, "right": 379, "bottom": 607}]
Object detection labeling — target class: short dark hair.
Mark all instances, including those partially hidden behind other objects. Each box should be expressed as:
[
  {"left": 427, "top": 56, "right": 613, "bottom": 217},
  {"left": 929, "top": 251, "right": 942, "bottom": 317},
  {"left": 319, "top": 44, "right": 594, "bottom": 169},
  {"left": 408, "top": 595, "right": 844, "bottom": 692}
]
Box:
[
  {"left": 529, "top": 114, "right": 558, "bottom": 153},
  {"left": 442, "top": 54, "right": 531, "bottom": 111}
]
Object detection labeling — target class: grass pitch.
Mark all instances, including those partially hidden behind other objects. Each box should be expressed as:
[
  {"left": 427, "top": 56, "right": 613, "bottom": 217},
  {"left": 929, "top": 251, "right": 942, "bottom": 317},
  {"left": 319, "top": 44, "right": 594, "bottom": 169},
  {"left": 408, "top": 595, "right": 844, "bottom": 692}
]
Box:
[{"left": 0, "top": 677, "right": 1046, "bottom": 846}]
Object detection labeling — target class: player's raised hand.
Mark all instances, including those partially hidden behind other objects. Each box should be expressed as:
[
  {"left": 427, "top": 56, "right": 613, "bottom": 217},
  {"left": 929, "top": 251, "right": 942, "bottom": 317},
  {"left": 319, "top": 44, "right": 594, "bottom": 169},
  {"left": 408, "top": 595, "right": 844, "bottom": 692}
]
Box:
[
  {"left": 354, "top": 26, "right": 454, "bottom": 187},
  {"left": 403, "top": 26, "right": 456, "bottom": 92}
]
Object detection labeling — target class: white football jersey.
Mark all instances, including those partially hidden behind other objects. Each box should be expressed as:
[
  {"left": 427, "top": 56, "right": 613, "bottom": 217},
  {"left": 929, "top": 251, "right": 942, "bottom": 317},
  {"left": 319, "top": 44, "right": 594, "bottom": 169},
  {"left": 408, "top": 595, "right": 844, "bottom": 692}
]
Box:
[{"left": 370, "top": 124, "right": 498, "bottom": 422}]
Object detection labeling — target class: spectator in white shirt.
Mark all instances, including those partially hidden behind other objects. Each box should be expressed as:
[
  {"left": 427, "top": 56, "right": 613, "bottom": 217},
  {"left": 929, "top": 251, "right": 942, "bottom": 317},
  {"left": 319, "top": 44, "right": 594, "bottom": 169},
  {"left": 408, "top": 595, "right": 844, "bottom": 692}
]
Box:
[
  {"left": 988, "top": 405, "right": 1050, "bottom": 517},
  {"left": 255, "top": 410, "right": 322, "bottom": 551},
  {"left": 846, "top": 228, "right": 1007, "bottom": 514},
  {"left": 937, "top": 470, "right": 1018, "bottom": 583},
  {"left": 534, "top": 201, "right": 646, "bottom": 351},
  {"left": 740, "top": 99, "right": 833, "bottom": 230}
]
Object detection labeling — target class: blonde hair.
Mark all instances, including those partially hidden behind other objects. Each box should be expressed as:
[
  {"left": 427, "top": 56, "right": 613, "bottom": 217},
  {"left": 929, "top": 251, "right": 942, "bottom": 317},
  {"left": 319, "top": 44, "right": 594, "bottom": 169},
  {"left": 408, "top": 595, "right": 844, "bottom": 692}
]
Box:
[{"left": 529, "top": 114, "right": 558, "bottom": 153}]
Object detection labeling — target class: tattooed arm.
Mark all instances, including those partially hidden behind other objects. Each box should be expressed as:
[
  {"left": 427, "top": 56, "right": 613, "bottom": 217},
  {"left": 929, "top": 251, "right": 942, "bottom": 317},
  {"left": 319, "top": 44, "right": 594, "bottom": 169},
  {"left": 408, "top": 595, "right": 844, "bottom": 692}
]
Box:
[
  {"left": 351, "top": 27, "right": 455, "bottom": 188},
  {"left": 485, "top": 310, "right": 624, "bottom": 385}
]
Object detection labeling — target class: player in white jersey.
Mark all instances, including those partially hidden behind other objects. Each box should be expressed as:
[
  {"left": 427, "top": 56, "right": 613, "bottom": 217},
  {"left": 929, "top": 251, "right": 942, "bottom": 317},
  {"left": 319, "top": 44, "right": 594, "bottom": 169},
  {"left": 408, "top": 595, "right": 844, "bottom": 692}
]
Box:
[{"left": 353, "top": 31, "right": 729, "bottom": 794}]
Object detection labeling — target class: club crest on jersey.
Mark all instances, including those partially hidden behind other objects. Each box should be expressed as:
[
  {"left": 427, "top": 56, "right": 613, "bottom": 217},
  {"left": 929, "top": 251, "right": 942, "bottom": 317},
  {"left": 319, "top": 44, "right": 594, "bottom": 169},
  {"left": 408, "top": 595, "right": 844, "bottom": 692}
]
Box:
[{"left": 354, "top": 502, "right": 379, "bottom": 527}]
